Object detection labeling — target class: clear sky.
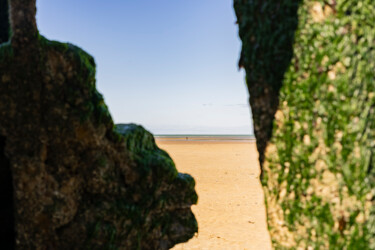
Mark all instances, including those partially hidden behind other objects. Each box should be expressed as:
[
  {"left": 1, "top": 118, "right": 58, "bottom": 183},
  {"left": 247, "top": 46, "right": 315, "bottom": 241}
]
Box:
[{"left": 36, "top": 0, "right": 253, "bottom": 135}]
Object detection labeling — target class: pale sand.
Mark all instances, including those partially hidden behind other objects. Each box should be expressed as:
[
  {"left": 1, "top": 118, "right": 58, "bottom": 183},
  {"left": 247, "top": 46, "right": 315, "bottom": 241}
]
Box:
[{"left": 156, "top": 140, "right": 272, "bottom": 250}]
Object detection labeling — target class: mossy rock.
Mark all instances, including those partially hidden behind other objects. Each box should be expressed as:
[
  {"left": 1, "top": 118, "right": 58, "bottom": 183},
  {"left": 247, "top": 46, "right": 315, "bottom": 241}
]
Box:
[
  {"left": 0, "top": 1, "right": 197, "bottom": 249},
  {"left": 235, "top": 0, "right": 375, "bottom": 248}
]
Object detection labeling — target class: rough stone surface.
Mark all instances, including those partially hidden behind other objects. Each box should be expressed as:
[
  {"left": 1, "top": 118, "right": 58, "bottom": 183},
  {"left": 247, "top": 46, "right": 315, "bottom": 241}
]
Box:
[
  {"left": 235, "top": 0, "right": 375, "bottom": 248},
  {"left": 0, "top": 1, "right": 197, "bottom": 249},
  {"left": 234, "top": 0, "right": 300, "bottom": 171}
]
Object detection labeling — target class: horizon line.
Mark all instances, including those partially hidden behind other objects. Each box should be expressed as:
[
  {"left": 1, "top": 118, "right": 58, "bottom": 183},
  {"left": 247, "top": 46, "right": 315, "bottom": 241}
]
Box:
[{"left": 154, "top": 134, "right": 255, "bottom": 136}]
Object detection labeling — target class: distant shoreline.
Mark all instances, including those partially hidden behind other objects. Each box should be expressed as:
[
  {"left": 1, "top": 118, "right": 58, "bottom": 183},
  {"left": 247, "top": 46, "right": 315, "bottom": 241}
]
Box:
[{"left": 155, "top": 135, "right": 256, "bottom": 142}]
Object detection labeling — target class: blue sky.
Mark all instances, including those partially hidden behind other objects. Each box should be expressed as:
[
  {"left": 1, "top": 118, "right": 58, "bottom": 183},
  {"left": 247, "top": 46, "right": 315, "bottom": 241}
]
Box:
[{"left": 36, "top": 0, "right": 253, "bottom": 135}]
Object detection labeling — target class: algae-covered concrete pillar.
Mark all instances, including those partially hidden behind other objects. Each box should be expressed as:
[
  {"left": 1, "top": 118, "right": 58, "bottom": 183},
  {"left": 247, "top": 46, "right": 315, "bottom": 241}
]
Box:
[
  {"left": 235, "top": 0, "right": 375, "bottom": 248},
  {"left": 0, "top": 1, "right": 197, "bottom": 249}
]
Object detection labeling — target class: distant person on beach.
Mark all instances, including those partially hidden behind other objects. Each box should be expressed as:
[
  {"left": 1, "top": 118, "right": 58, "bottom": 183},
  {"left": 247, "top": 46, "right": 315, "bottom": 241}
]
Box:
[{"left": 186, "top": 137, "right": 188, "bottom": 140}]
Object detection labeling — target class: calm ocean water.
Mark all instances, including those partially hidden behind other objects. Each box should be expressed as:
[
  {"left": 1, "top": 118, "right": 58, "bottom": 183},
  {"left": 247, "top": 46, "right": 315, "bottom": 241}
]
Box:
[{"left": 155, "top": 135, "right": 256, "bottom": 142}]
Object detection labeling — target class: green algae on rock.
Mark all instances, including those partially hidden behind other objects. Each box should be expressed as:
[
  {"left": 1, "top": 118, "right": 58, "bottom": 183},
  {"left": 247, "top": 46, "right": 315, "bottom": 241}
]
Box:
[
  {"left": 0, "top": 0, "right": 197, "bottom": 249},
  {"left": 235, "top": 0, "right": 375, "bottom": 248}
]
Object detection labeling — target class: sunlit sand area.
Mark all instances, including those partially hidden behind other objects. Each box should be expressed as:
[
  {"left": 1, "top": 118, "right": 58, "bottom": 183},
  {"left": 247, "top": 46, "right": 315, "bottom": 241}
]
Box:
[{"left": 156, "top": 137, "right": 271, "bottom": 250}]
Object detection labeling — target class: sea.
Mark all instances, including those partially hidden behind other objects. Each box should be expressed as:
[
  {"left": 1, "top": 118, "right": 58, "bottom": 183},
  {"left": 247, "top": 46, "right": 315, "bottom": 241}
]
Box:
[{"left": 155, "top": 134, "right": 256, "bottom": 142}]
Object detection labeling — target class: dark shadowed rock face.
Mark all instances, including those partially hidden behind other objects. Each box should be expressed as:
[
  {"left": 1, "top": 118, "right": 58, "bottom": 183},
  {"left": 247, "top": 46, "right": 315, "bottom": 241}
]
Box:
[
  {"left": 0, "top": 1, "right": 197, "bottom": 249},
  {"left": 0, "top": 0, "right": 9, "bottom": 44},
  {"left": 233, "top": 0, "right": 300, "bottom": 170},
  {"left": 0, "top": 135, "right": 14, "bottom": 249},
  {"left": 235, "top": 0, "right": 375, "bottom": 248}
]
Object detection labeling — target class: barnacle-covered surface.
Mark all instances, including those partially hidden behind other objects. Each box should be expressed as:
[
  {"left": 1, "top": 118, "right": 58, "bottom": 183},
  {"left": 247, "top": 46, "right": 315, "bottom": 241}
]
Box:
[
  {"left": 235, "top": 0, "right": 375, "bottom": 248},
  {"left": 0, "top": 0, "right": 197, "bottom": 249}
]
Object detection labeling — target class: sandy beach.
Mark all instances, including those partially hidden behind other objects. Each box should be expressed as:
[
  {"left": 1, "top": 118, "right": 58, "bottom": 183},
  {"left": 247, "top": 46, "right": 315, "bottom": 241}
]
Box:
[{"left": 156, "top": 138, "right": 271, "bottom": 250}]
